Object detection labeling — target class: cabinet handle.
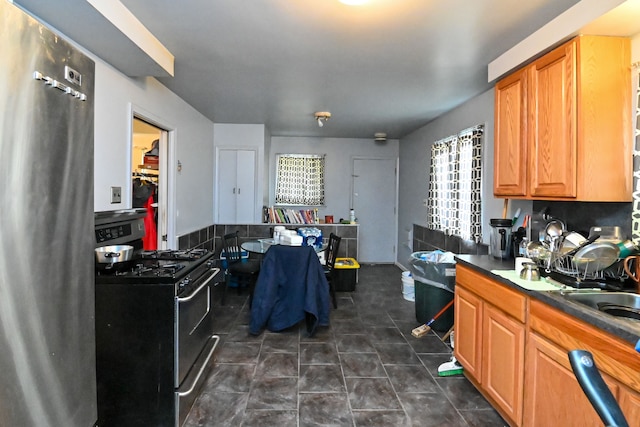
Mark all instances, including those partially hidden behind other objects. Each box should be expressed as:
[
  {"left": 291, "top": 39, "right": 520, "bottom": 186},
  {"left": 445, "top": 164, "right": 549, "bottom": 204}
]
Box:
[
  {"left": 237, "top": 188, "right": 241, "bottom": 194},
  {"left": 233, "top": 187, "right": 236, "bottom": 194}
]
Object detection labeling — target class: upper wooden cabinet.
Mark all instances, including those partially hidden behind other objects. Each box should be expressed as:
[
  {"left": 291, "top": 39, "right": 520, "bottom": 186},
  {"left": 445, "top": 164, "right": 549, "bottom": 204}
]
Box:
[
  {"left": 493, "top": 35, "right": 632, "bottom": 201},
  {"left": 494, "top": 68, "right": 528, "bottom": 196}
]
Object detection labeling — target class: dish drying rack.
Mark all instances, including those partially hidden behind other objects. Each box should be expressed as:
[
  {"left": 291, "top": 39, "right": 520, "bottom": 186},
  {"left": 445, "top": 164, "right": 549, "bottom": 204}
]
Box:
[{"left": 539, "top": 250, "right": 627, "bottom": 283}]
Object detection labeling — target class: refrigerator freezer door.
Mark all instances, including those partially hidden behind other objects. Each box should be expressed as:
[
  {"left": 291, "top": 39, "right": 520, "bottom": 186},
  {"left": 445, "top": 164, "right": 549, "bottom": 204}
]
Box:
[{"left": 0, "top": 2, "right": 97, "bottom": 427}]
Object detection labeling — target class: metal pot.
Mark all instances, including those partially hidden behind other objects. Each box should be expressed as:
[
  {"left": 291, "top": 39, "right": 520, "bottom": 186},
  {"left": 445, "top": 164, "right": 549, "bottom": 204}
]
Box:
[
  {"left": 95, "top": 245, "right": 134, "bottom": 264},
  {"left": 559, "top": 231, "right": 586, "bottom": 250},
  {"left": 525, "top": 241, "right": 550, "bottom": 264},
  {"left": 544, "top": 220, "right": 565, "bottom": 241},
  {"left": 519, "top": 262, "right": 541, "bottom": 281}
]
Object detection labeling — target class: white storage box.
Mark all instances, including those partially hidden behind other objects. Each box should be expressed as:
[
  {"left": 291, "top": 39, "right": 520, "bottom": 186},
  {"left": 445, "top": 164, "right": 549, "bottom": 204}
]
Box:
[{"left": 280, "top": 234, "right": 303, "bottom": 246}]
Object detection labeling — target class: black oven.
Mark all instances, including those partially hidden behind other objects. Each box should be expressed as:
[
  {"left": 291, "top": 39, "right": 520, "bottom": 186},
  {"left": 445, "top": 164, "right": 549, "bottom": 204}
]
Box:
[{"left": 94, "top": 210, "right": 220, "bottom": 427}]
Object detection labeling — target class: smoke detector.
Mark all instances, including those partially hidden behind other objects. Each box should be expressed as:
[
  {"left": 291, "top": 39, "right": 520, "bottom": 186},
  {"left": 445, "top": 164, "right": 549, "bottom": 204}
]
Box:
[
  {"left": 374, "top": 132, "right": 387, "bottom": 142},
  {"left": 314, "top": 111, "right": 331, "bottom": 127}
]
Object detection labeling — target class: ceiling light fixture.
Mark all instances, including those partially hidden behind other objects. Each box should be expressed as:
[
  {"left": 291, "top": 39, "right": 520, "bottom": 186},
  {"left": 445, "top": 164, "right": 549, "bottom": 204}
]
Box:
[
  {"left": 339, "top": 0, "right": 368, "bottom": 5},
  {"left": 374, "top": 132, "right": 387, "bottom": 143},
  {"left": 314, "top": 111, "right": 331, "bottom": 128}
]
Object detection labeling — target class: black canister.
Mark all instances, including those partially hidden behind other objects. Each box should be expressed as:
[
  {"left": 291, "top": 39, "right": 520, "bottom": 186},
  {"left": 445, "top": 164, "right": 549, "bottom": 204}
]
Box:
[{"left": 489, "top": 218, "right": 513, "bottom": 259}]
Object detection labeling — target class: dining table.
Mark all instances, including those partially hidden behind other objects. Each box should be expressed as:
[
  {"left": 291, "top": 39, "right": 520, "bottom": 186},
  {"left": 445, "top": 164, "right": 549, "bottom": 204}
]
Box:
[
  {"left": 241, "top": 238, "right": 327, "bottom": 255},
  {"left": 241, "top": 238, "right": 277, "bottom": 255}
]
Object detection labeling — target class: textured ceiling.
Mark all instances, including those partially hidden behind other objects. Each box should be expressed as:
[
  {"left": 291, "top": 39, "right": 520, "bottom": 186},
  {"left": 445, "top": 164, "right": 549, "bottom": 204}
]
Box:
[
  {"left": 119, "top": 0, "right": 582, "bottom": 138},
  {"left": 18, "top": 0, "right": 585, "bottom": 138}
]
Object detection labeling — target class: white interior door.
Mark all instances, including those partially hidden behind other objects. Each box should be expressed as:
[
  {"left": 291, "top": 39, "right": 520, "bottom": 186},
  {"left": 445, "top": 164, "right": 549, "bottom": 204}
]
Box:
[
  {"left": 157, "top": 131, "right": 168, "bottom": 249},
  {"left": 352, "top": 157, "right": 398, "bottom": 263},
  {"left": 132, "top": 116, "right": 171, "bottom": 249}
]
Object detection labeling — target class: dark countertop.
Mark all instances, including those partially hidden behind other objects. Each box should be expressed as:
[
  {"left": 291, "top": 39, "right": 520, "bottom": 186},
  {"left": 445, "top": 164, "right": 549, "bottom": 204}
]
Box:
[{"left": 455, "top": 255, "right": 640, "bottom": 346}]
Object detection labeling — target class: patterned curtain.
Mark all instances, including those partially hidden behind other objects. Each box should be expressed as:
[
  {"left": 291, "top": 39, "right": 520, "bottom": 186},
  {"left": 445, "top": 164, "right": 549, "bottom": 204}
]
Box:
[
  {"left": 427, "top": 125, "right": 483, "bottom": 241},
  {"left": 275, "top": 154, "right": 325, "bottom": 206}
]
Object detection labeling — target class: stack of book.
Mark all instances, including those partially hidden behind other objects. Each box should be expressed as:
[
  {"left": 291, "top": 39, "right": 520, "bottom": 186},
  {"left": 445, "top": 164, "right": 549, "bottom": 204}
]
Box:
[{"left": 267, "top": 207, "right": 318, "bottom": 224}]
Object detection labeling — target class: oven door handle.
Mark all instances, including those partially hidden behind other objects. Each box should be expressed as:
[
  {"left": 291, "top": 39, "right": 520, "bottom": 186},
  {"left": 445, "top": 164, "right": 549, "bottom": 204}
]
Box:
[
  {"left": 177, "top": 334, "right": 220, "bottom": 397},
  {"left": 177, "top": 268, "right": 220, "bottom": 302}
]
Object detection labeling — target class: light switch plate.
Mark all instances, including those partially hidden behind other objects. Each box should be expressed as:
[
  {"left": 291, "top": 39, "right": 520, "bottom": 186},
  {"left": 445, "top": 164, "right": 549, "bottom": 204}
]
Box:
[{"left": 111, "top": 186, "right": 122, "bottom": 204}]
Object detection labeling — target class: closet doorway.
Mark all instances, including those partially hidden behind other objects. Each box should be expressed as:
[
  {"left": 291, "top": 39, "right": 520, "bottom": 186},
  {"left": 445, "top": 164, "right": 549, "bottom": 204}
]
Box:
[{"left": 132, "top": 117, "right": 168, "bottom": 250}]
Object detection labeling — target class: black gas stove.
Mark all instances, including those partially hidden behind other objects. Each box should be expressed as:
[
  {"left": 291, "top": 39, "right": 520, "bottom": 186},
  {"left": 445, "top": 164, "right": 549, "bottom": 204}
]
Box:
[
  {"left": 96, "top": 247, "right": 216, "bottom": 296},
  {"left": 94, "top": 210, "right": 220, "bottom": 427}
]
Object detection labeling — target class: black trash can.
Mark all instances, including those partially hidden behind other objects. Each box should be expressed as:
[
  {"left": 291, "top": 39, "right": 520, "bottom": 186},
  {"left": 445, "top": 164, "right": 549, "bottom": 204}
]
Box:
[{"left": 409, "top": 251, "right": 456, "bottom": 332}]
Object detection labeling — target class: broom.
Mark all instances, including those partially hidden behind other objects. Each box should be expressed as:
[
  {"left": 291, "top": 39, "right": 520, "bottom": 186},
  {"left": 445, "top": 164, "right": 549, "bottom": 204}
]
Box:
[
  {"left": 438, "top": 329, "right": 464, "bottom": 376},
  {"left": 411, "top": 299, "right": 454, "bottom": 338}
]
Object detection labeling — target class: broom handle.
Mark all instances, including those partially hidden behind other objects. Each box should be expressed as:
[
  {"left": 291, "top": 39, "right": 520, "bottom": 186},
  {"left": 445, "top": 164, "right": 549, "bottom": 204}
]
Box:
[
  {"left": 441, "top": 325, "right": 454, "bottom": 342},
  {"left": 425, "top": 299, "right": 454, "bottom": 326}
]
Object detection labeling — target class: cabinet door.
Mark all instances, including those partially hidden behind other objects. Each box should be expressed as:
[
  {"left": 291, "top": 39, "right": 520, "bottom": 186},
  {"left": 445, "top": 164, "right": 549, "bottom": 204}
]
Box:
[
  {"left": 235, "top": 150, "right": 256, "bottom": 223},
  {"left": 454, "top": 286, "right": 483, "bottom": 382},
  {"left": 523, "top": 333, "right": 613, "bottom": 427},
  {"left": 494, "top": 68, "right": 527, "bottom": 196},
  {"left": 619, "top": 386, "right": 640, "bottom": 427},
  {"left": 482, "top": 304, "right": 524, "bottom": 425},
  {"left": 217, "top": 149, "right": 256, "bottom": 223},
  {"left": 527, "top": 40, "right": 577, "bottom": 198},
  {"left": 218, "top": 149, "right": 238, "bottom": 223}
]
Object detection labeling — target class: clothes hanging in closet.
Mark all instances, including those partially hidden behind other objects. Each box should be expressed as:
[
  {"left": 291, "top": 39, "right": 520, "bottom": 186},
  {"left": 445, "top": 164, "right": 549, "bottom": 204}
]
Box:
[{"left": 142, "top": 191, "right": 157, "bottom": 250}]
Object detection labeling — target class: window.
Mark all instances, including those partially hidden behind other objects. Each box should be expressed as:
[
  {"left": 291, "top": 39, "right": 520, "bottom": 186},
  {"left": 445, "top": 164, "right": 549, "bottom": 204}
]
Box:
[
  {"left": 275, "top": 154, "right": 325, "bottom": 206},
  {"left": 427, "top": 125, "right": 483, "bottom": 241}
]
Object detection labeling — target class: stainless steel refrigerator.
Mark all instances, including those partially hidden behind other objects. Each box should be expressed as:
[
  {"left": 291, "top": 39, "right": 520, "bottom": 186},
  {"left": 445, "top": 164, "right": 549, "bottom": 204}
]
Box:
[{"left": 0, "top": 1, "right": 97, "bottom": 426}]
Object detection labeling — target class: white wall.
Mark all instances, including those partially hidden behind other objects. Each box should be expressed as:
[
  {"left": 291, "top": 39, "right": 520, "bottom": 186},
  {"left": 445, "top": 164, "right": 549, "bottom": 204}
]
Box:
[
  {"left": 269, "top": 137, "right": 399, "bottom": 222},
  {"left": 29, "top": 7, "right": 217, "bottom": 242},
  {"left": 93, "top": 62, "right": 215, "bottom": 239},
  {"left": 397, "top": 88, "right": 532, "bottom": 265}
]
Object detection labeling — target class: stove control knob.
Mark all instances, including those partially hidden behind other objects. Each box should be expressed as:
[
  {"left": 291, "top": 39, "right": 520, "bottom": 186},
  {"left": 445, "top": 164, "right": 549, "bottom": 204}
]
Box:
[{"left": 179, "top": 278, "right": 190, "bottom": 288}]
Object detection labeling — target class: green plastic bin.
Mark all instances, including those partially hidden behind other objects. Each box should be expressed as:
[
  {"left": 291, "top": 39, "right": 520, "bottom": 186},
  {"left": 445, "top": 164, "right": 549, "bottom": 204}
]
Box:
[
  {"left": 409, "top": 251, "right": 456, "bottom": 332},
  {"left": 414, "top": 283, "right": 454, "bottom": 332}
]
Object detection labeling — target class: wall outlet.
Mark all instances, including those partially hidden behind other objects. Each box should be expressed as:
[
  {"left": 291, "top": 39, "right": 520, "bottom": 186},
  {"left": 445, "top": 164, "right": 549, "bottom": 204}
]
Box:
[{"left": 111, "top": 186, "right": 122, "bottom": 204}]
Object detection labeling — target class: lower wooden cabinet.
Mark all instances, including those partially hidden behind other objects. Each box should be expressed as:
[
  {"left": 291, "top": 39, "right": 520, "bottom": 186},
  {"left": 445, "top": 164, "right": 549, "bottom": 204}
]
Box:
[
  {"left": 523, "top": 332, "right": 615, "bottom": 426},
  {"left": 619, "top": 386, "right": 640, "bottom": 427},
  {"left": 528, "top": 299, "right": 640, "bottom": 427},
  {"left": 454, "top": 266, "right": 525, "bottom": 426},
  {"left": 455, "top": 264, "right": 640, "bottom": 427}
]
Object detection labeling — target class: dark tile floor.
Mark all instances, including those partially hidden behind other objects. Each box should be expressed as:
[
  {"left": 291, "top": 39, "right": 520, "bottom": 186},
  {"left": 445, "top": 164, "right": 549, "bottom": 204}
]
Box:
[{"left": 185, "top": 264, "right": 507, "bottom": 427}]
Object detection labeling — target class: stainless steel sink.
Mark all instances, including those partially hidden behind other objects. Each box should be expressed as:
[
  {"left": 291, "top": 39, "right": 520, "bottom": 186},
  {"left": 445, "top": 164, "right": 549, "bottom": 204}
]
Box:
[{"left": 558, "top": 292, "right": 640, "bottom": 321}]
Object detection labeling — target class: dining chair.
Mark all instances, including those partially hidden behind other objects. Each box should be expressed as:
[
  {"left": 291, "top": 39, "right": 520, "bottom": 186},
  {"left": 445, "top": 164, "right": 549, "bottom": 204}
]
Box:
[
  {"left": 221, "top": 231, "right": 261, "bottom": 306},
  {"left": 324, "top": 233, "right": 342, "bottom": 309}
]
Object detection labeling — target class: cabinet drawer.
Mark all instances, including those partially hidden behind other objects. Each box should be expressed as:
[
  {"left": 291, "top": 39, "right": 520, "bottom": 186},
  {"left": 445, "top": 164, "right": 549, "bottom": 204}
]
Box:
[{"left": 456, "top": 265, "right": 526, "bottom": 323}]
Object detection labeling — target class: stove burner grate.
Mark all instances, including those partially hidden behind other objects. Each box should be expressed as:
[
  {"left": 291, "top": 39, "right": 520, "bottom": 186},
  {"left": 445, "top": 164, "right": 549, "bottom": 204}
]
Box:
[{"left": 139, "top": 248, "right": 209, "bottom": 261}]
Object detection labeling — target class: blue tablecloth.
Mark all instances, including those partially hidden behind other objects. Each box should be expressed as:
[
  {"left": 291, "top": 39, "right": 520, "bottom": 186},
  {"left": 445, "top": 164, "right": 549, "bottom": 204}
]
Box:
[{"left": 250, "top": 245, "right": 330, "bottom": 336}]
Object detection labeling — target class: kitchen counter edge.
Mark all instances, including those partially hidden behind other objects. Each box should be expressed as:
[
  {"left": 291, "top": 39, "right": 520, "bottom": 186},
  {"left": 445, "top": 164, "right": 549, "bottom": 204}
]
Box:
[{"left": 454, "top": 255, "right": 640, "bottom": 346}]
